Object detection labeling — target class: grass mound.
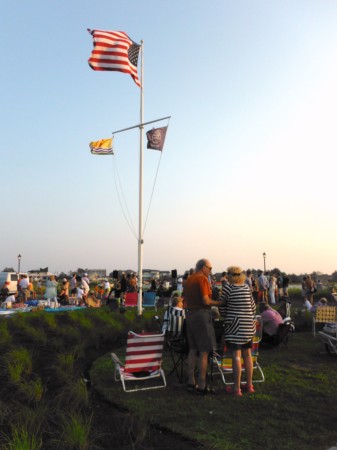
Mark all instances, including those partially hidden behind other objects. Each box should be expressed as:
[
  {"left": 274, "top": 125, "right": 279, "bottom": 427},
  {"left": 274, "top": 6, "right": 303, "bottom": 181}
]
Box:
[
  {"left": 0, "top": 305, "right": 336, "bottom": 449},
  {"left": 91, "top": 327, "right": 337, "bottom": 449}
]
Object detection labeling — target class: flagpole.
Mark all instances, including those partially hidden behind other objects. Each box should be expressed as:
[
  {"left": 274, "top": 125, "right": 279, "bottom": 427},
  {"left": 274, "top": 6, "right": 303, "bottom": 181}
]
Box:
[{"left": 137, "top": 40, "right": 144, "bottom": 315}]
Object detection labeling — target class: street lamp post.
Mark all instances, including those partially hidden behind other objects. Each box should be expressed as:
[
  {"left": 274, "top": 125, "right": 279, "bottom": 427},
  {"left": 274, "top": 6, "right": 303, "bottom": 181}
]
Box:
[
  {"left": 17, "top": 254, "right": 21, "bottom": 274},
  {"left": 262, "top": 252, "right": 266, "bottom": 274}
]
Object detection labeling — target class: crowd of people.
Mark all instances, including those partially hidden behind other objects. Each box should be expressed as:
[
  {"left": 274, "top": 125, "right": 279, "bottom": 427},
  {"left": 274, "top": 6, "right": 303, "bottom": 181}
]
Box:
[
  {"left": 0, "top": 271, "right": 143, "bottom": 310},
  {"left": 0, "top": 274, "right": 36, "bottom": 307},
  {"left": 162, "top": 259, "right": 332, "bottom": 397},
  {"left": 0, "top": 261, "right": 332, "bottom": 396}
]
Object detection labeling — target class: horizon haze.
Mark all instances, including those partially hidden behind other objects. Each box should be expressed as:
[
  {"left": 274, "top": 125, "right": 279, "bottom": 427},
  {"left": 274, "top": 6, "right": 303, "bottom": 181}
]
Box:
[{"left": 1, "top": 1, "right": 337, "bottom": 276}]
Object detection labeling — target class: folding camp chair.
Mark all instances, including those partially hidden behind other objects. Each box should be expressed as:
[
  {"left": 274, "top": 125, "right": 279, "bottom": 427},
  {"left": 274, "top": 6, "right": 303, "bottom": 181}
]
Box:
[
  {"left": 162, "top": 306, "right": 187, "bottom": 383},
  {"left": 261, "top": 322, "right": 292, "bottom": 349},
  {"left": 124, "top": 292, "right": 138, "bottom": 308},
  {"left": 210, "top": 317, "right": 265, "bottom": 386},
  {"left": 213, "top": 320, "right": 225, "bottom": 353},
  {"left": 162, "top": 306, "right": 185, "bottom": 336},
  {"left": 142, "top": 291, "right": 158, "bottom": 311},
  {"left": 111, "top": 331, "right": 166, "bottom": 392},
  {"left": 312, "top": 306, "right": 337, "bottom": 336},
  {"left": 277, "top": 297, "right": 293, "bottom": 323},
  {"left": 330, "top": 292, "right": 337, "bottom": 303},
  {"left": 317, "top": 329, "right": 337, "bottom": 355}
]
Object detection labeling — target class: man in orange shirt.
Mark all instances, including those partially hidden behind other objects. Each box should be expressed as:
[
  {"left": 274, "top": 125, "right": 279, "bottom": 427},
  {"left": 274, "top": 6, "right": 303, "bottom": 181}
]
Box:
[{"left": 184, "top": 258, "right": 224, "bottom": 394}]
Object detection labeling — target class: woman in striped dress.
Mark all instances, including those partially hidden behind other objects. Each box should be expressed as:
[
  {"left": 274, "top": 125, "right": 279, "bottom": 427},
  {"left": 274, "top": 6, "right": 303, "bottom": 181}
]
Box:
[{"left": 219, "top": 266, "right": 256, "bottom": 396}]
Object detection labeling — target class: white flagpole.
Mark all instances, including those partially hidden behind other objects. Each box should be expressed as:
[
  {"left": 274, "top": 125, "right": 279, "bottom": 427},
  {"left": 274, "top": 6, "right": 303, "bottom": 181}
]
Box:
[{"left": 137, "top": 40, "right": 144, "bottom": 315}]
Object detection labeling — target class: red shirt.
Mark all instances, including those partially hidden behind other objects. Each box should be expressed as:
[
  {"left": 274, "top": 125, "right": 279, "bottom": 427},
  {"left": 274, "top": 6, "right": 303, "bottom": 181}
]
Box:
[{"left": 184, "top": 271, "right": 211, "bottom": 311}]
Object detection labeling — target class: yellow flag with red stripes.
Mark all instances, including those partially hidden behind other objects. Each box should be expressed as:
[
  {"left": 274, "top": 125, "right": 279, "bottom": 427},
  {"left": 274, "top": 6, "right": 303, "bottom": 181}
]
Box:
[{"left": 89, "top": 138, "right": 113, "bottom": 155}]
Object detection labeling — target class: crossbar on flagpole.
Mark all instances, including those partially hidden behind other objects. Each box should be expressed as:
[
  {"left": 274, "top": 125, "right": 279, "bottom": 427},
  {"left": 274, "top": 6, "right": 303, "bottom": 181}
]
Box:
[{"left": 112, "top": 116, "right": 171, "bottom": 135}]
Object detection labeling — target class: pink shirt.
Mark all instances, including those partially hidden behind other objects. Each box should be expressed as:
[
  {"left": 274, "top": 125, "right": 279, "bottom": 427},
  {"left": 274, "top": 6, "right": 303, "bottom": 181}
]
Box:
[{"left": 261, "top": 308, "right": 283, "bottom": 336}]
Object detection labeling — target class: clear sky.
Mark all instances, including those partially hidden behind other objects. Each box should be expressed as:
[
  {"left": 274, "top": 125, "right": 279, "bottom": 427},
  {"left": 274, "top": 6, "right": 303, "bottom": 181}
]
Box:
[{"left": 1, "top": 0, "right": 337, "bottom": 276}]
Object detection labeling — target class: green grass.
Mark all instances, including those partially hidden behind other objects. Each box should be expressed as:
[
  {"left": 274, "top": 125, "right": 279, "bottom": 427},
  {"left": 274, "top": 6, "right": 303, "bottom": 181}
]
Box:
[
  {"left": 0, "top": 321, "right": 11, "bottom": 347},
  {"left": 4, "top": 347, "right": 33, "bottom": 384},
  {"left": 17, "top": 377, "right": 44, "bottom": 403},
  {"left": 12, "top": 402, "right": 50, "bottom": 435},
  {"left": 0, "top": 305, "right": 336, "bottom": 449},
  {"left": 7, "top": 317, "right": 47, "bottom": 346},
  {"left": 55, "top": 413, "right": 96, "bottom": 450},
  {"left": 1, "top": 425, "right": 42, "bottom": 450},
  {"left": 91, "top": 331, "right": 337, "bottom": 450},
  {"left": 54, "top": 378, "right": 90, "bottom": 410},
  {"left": 0, "top": 307, "right": 155, "bottom": 448}
]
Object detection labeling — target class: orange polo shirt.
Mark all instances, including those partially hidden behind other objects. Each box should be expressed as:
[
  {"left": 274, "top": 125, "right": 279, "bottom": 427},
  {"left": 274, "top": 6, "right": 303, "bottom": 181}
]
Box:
[{"left": 184, "top": 271, "right": 211, "bottom": 311}]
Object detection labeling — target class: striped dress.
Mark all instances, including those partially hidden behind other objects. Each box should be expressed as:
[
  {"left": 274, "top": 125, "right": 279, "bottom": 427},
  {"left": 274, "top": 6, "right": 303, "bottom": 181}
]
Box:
[{"left": 219, "top": 283, "right": 256, "bottom": 344}]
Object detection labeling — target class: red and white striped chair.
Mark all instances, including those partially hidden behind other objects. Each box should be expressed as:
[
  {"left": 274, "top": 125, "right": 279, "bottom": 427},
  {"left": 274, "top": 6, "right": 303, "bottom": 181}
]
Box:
[{"left": 111, "top": 331, "right": 166, "bottom": 392}]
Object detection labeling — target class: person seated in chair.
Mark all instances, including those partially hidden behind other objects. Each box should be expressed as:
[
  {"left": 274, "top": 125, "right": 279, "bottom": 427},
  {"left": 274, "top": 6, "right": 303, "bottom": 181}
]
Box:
[
  {"left": 172, "top": 295, "right": 184, "bottom": 311},
  {"left": 86, "top": 291, "right": 102, "bottom": 308},
  {"left": 2, "top": 291, "right": 19, "bottom": 308},
  {"left": 0, "top": 284, "right": 9, "bottom": 303},
  {"left": 162, "top": 295, "right": 185, "bottom": 335},
  {"left": 310, "top": 297, "right": 328, "bottom": 314},
  {"left": 311, "top": 297, "right": 330, "bottom": 334},
  {"left": 259, "top": 302, "right": 283, "bottom": 341}
]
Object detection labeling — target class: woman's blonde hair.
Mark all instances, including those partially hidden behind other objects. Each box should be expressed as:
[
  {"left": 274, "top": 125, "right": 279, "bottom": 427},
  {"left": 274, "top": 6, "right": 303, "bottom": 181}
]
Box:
[{"left": 227, "top": 266, "right": 245, "bottom": 285}]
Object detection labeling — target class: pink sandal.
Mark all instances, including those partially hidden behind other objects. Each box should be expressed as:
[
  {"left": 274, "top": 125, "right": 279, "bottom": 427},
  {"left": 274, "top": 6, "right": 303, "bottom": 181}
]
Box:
[
  {"left": 241, "top": 384, "right": 255, "bottom": 394},
  {"left": 226, "top": 386, "right": 242, "bottom": 397}
]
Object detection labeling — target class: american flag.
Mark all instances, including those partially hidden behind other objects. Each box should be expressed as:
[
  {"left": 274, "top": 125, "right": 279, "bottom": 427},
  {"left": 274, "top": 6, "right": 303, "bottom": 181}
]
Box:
[{"left": 87, "top": 29, "right": 141, "bottom": 87}]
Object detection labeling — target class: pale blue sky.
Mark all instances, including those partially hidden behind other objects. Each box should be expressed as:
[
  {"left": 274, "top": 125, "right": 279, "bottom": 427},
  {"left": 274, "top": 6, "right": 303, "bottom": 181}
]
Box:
[{"left": 1, "top": 0, "right": 337, "bottom": 275}]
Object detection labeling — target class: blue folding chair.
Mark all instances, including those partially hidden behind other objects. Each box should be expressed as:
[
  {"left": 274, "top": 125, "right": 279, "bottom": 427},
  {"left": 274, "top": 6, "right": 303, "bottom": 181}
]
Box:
[{"left": 143, "top": 291, "right": 158, "bottom": 311}]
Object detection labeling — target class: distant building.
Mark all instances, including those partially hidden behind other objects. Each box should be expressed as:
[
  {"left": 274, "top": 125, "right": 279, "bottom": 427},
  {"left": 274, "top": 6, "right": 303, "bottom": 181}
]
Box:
[
  {"left": 81, "top": 269, "right": 107, "bottom": 281},
  {"left": 160, "top": 271, "right": 171, "bottom": 279},
  {"left": 28, "top": 269, "right": 54, "bottom": 281},
  {"left": 143, "top": 269, "right": 161, "bottom": 283}
]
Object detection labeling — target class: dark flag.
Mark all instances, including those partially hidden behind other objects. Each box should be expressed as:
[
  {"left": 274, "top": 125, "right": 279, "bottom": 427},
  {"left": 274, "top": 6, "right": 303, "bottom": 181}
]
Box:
[{"left": 146, "top": 127, "right": 168, "bottom": 151}]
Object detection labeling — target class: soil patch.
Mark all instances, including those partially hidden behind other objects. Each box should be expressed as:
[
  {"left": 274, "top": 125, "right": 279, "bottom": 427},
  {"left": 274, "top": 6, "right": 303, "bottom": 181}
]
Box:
[{"left": 90, "top": 390, "right": 204, "bottom": 449}]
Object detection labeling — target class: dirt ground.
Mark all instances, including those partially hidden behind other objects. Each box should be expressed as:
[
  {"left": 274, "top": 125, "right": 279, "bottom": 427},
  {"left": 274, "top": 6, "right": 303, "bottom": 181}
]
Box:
[{"left": 90, "top": 390, "right": 204, "bottom": 449}]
